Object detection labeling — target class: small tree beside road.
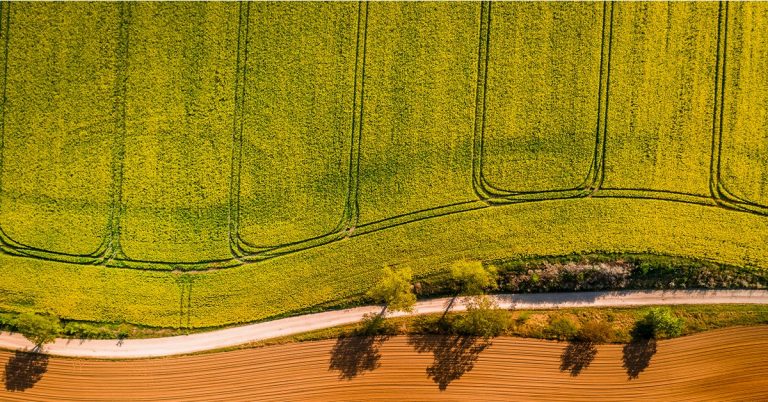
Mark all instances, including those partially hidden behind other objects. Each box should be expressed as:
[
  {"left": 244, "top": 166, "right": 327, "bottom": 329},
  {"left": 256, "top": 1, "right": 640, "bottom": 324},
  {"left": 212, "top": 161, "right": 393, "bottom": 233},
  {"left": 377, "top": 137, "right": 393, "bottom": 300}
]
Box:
[
  {"left": 636, "top": 307, "right": 684, "bottom": 339},
  {"left": 368, "top": 266, "right": 416, "bottom": 313},
  {"left": 14, "top": 313, "right": 61, "bottom": 349},
  {"left": 450, "top": 260, "right": 498, "bottom": 296}
]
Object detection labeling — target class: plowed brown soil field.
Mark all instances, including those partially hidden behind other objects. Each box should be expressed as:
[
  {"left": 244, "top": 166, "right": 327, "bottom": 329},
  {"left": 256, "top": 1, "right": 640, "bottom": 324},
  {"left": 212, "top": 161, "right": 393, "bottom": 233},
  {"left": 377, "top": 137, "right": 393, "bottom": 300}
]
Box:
[{"left": 2, "top": 327, "right": 768, "bottom": 401}]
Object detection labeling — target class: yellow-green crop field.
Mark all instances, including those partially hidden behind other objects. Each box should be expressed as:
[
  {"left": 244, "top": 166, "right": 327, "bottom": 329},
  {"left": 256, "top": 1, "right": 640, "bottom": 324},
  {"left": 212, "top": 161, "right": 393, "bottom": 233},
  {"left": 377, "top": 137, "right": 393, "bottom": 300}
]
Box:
[{"left": 0, "top": 2, "right": 767, "bottom": 328}]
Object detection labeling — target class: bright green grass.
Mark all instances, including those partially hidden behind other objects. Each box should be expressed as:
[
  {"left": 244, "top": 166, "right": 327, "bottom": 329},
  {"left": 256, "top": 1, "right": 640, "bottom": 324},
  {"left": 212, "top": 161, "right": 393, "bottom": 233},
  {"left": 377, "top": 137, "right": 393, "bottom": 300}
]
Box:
[
  {"left": 236, "top": 2, "right": 358, "bottom": 247},
  {"left": 0, "top": 2, "right": 118, "bottom": 256},
  {"left": 356, "top": 2, "right": 479, "bottom": 225},
  {"left": 482, "top": 2, "right": 604, "bottom": 192},
  {"left": 1, "top": 198, "right": 768, "bottom": 328},
  {"left": 119, "top": 3, "right": 237, "bottom": 262},
  {"left": 603, "top": 2, "right": 719, "bottom": 196},
  {"left": 721, "top": 3, "right": 768, "bottom": 207}
]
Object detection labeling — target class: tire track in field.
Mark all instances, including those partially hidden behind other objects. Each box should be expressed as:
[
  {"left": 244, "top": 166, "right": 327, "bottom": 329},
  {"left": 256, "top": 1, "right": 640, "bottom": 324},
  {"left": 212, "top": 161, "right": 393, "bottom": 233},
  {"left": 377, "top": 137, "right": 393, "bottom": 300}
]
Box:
[
  {"left": 0, "top": 3, "right": 121, "bottom": 264},
  {"left": 344, "top": 0, "right": 368, "bottom": 234},
  {"left": 2, "top": 327, "right": 768, "bottom": 401},
  {"left": 476, "top": 3, "right": 611, "bottom": 201},
  {"left": 709, "top": 2, "right": 768, "bottom": 216},
  {"left": 105, "top": 2, "right": 130, "bottom": 263},
  {"left": 0, "top": 1, "right": 765, "bottom": 271},
  {"left": 230, "top": 3, "right": 364, "bottom": 259}
]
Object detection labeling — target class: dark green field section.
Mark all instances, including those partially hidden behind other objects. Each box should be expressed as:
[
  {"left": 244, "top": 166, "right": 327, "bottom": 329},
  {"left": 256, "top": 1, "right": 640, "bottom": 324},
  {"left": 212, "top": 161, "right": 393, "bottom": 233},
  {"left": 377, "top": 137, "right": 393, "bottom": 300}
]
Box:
[
  {"left": 720, "top": 3, "right": 768, "bottom": 208},
  {"left": 236, "top": 2, "right": 358, "bottom": 248},
  {"left": 603, "top": 2, "right": 719, "bottom": 197},
  {"left": 120, "top": 3, "right": 237, "bottom": 263},
  {"left": 482, "top": 2, "right": 603, "bottom": 193},
  {"left": 356, "top": 2, "right": 479, "bottom": 225},
  {"left": 0, "top": 3, "right": 118, "bottom": 257}
]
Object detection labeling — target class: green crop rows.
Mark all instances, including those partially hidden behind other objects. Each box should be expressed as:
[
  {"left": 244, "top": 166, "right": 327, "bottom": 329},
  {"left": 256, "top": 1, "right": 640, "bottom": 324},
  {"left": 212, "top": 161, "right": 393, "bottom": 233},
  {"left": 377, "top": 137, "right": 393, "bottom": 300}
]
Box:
[{"left": 0, "top": 2, "right": 767, "bottom": 327}]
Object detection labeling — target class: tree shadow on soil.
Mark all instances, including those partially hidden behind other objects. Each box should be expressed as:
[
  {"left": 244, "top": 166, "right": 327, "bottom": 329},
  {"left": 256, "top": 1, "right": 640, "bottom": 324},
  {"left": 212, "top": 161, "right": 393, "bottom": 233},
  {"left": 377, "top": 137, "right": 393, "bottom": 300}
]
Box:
[
  {"left": 560, "top": 341, "right": 597, "bottom": 376},
  {"left": 622, "top": 323, "right": 658, "bottom": 380},
  {"left": 4, "top": 350, "right": 49, "bottom": 391},
  {"left": 408, "top": 335, "right": 491, "bottom": 391},
  {"left": 329, "top": 334, "right": 390, "bottom": 380},
  {"left": 329, "top": 312, "right": 390, "bottom": 380}
]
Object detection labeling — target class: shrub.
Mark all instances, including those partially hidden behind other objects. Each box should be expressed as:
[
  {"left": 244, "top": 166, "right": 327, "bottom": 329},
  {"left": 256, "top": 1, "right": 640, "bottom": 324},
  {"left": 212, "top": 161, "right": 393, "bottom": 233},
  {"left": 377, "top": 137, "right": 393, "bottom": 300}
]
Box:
[
  {"left": 546, "top": 316, "right": 579, "bottom": 341},
  {"left": 576, "top": 320, "right": 614, "bottom": 343},
  {"left": 453, "top": 295, "right": 510, "bottom": 338},
  {"left": 356, "top": 313, "right": 396, "bottom": 336},
  {"left": 62, "top": 322, "right": 114, "bottom": 339},
  {"left": 635, "top": 307, "right": 684, "bottom": 339}
]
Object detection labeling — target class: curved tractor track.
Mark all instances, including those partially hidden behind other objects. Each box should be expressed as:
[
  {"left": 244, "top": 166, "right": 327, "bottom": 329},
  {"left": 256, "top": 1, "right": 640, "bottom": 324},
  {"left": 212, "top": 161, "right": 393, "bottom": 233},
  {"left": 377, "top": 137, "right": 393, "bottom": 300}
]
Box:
[{"left": 2, "top": 327, "right": 768, "bottom": 401}]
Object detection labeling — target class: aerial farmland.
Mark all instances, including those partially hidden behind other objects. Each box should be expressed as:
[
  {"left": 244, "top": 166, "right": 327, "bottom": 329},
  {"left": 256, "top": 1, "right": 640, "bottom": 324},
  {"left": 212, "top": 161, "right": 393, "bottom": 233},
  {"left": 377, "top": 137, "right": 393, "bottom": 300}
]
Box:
[{"left": 1, "top": 1, "right": 768, "bottom": 399}]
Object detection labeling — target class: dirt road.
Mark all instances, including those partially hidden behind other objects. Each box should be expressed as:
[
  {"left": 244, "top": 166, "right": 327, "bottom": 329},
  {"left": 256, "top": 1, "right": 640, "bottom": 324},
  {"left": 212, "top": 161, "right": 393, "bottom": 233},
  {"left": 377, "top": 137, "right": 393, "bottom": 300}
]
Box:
[{"left": 1, "top": 289, "right": 767, "bottom": 359}]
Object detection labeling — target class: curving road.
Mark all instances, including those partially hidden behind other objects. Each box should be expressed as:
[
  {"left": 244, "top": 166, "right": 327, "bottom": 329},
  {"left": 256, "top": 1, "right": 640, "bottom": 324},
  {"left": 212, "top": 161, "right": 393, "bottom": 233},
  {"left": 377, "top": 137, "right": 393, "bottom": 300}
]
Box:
[{"left": 1, "top": 289, "right": 767, "bottom": 359}]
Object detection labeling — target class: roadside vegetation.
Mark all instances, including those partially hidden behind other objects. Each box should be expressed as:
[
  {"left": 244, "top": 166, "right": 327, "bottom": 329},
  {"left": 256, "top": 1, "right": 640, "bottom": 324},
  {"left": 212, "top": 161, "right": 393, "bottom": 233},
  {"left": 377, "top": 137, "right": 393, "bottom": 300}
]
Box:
[
  {"left": 415, "top": 253, "right": 768, "bottom": 298},
  {"left": 242, "top": 304, "right": 768, "bottom": 351},
  {"left": 2, "top": 254, "right": 768, "bottom": 341}
]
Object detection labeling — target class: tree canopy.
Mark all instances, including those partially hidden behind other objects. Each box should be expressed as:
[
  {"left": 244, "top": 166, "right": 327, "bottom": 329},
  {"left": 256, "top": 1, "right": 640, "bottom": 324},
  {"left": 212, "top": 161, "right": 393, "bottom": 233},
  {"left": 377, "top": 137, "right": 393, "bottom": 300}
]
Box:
[
  {"left": 367, "top": 266, "right": 416, "bottom": 313},
  {"left": 451, "top": 260, "right": 498, "bottom": 295},
  {"left": 636, "top": 307, "right": 684, "bottom": 339},
  {"left": 14, "top": 313, "right": 61, "bottom": 348}
]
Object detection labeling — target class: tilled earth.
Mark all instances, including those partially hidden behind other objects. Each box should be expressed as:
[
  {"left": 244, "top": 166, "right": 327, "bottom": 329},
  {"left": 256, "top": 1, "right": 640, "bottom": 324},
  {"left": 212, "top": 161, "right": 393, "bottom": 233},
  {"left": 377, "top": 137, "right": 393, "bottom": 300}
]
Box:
[{"left": 2, "top": 326, "right": 767, "bottom": 401}]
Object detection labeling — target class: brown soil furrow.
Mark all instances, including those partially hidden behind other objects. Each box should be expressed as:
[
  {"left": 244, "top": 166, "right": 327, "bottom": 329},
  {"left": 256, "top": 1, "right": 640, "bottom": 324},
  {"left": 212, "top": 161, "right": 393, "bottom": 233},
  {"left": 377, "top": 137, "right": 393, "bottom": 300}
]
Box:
[{"left": 2, "top": 327, "right": 768, "bottom": 401}]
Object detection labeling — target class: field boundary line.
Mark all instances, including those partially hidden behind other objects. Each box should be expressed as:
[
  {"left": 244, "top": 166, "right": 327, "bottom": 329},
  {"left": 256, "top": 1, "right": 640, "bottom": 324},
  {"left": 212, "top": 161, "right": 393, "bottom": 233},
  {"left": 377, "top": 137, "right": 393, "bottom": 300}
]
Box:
[{"left": 2, "top": 289, "right": 767, "bottom": 359}]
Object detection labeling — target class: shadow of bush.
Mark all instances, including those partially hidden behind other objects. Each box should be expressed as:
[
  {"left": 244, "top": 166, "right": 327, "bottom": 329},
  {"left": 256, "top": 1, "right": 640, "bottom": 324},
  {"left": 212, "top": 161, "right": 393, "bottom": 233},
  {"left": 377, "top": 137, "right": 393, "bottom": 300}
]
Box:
[{"left": 560, "top": 341, "right": 597, "bottom": 376}]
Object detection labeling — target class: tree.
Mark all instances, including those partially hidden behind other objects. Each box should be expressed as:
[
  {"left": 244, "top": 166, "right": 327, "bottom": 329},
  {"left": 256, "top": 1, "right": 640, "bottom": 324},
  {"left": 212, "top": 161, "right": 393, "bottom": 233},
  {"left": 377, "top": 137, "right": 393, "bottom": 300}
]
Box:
[
  {"left": 14, "top": 313, "right": 61, "bottom": 348},
  {"left": 453, "top": 295, "right": 510, "bottom": 338},
  {"left": 636, "top": 307, "right": 684, "bottom": 339},
  {"left": 450, "top": 260, "right": 498, "bottom": 296},
  {"left": 367, "top": 266, "right": 416, "bottom": 313}
]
